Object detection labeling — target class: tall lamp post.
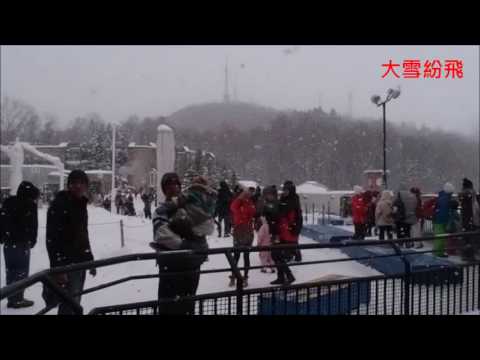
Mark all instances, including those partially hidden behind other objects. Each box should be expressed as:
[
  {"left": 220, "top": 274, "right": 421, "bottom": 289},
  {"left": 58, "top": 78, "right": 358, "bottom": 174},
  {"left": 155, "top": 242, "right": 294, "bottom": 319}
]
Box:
[{"left": 370, "top": 87, "right": 401, "bottom": 189}]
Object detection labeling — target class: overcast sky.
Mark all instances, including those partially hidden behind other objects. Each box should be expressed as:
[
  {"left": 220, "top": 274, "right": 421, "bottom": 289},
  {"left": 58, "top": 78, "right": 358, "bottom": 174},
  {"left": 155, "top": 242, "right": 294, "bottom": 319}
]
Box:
[{"left": 1, "top": 45, "right": 478, "bottom": 137}]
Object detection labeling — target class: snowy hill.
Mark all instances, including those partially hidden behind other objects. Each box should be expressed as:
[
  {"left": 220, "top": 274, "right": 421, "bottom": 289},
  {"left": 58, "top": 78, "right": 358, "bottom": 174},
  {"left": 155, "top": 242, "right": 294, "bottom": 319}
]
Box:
[{"left": 168, "top": 101, "right": 279, "bottom": 131}]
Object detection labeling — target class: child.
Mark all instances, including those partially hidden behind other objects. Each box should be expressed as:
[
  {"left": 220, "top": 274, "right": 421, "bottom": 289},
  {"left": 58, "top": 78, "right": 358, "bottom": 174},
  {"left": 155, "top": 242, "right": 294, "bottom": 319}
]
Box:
[
  {"left": 257, "top": 216, "right": 275, "bottom": 273},
  {"left": 172, "top": 176, "right": 217, "bottom": 237}
]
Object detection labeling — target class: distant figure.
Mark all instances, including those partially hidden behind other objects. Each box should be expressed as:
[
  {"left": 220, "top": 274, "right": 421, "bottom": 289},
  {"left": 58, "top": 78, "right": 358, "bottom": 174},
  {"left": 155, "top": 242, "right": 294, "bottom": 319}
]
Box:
[
  {"left": 433, "top": 182, "right": 455, "bottom": 257},
  {"left": 0, "top": 181, "right": 40, "bottom": 309},
  {"left": 458, "top": 178, "right": 480, "bottom": 261},
  {"left": 126, "top": 191, "right": 135, "bottom": 216},
  {"left": 375, "top": 190, "right": 394, "bottom": 241},
  {"left": 352, "top": 186, "right": 367, "bottom": 240},
  {"left": 393, "top": 185, "right": 417, "bottom": 248},
  {"left": 215, "top": 180, "right": 233, "bottom": 237},
  {"left": 141, "top": 192, "right": 152, "bottom": 219},
  {"left": 115, "top": 192, "right": 123, "bottom": 215},
  {"left": 410, "top": 187, "right": 424, "bottom": 249}
]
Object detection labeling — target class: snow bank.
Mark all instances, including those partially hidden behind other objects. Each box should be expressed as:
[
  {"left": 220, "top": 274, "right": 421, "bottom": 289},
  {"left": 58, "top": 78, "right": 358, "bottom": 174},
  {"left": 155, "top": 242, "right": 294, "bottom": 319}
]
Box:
[{"left": 1, "top": 205, "right": 378, "bottom": 315}]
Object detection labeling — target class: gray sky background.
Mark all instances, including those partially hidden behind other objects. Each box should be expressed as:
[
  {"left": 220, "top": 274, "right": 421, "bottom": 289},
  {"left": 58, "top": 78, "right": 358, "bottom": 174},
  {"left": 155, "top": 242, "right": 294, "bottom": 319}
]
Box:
[{"left": 1, "top": 45, "right": 478, "bottom": 138}]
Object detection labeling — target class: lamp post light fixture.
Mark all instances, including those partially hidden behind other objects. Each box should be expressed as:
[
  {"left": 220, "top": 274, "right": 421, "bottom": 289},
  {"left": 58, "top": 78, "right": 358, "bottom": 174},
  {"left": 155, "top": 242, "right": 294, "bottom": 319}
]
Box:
[{"left": 370, "top": 87, "right": 401, "bottom": 189}]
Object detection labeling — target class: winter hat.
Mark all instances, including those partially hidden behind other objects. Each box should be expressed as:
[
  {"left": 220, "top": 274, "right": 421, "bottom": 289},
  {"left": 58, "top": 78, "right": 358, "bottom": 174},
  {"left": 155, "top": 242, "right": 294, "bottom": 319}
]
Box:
[
  {"left": 282, "top": 180, "right": 296, "bottom": 194},
  {"left": 462, "top": 178, "right": 473, "bottom": 189},
  {"left": 353, "top": 185, "right": 363, "bottom": 194},
  {"left": 443, "top": 182, "right": 455, "bottom": 194},
  {"left": 16, "top": 181, "right": 40, "bottom": 200},
  {"left": 263, "top": 185, "right": 278, "bottom": 197},
  {"left": 67, "top": 169, "right": 89, "bottom": 187},
  {"left": 160, "top": 172, "right": 181, "bottom": 194}
]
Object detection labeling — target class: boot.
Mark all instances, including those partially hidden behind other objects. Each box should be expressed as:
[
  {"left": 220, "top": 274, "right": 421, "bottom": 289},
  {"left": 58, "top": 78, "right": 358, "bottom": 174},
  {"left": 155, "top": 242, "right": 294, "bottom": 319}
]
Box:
[
  {"left": 7, "top": 299, "right": 34, "bottom": 309},
  {"left": 270, "top": 278, "right": 285, "bottom": 285},
  {"left": 285, "top": 273, "right": 296, "bottom": 285},
  {"left": 228, "top": 276, "right": 236, "bottom": 287},
  {"left": 243, "top": 276, "right": 249, "bottom": 288}
]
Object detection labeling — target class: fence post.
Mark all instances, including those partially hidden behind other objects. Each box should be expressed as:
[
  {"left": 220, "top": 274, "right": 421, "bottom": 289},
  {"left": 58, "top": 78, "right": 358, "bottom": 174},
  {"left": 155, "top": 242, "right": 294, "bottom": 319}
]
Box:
[
  {"left": 327, "top": 202, "right": 331, "bottom": 224},
  {"left": 322, "top": 205, "right": 325, "bottom": 225},
  {"left": 120, "top": 220, "right": 125, "bottom": 248},
  {"left": 312, "top": 203, "right": 315, "bottom": 225},
  {"left": 390, "top": 241, "right": 411, "bottom": 315}
]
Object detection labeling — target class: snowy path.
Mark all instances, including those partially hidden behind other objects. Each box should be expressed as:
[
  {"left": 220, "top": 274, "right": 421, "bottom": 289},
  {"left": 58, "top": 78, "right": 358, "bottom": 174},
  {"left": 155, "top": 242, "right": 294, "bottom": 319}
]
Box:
[{"left": 1, "top": 205, "right": 380, "bottom": 315}]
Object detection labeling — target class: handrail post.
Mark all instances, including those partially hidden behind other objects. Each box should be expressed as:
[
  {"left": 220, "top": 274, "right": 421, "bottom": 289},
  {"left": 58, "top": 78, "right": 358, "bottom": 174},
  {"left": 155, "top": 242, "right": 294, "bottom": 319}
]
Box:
[
  {"left": 390, "top": 240, "right": 412, "bottom": 315},
  {"left": 120, "top": 220, "right": 125, "bottom": 248},
  {"left": 225, "top": 249, "right": 244, "bottom": 315}
]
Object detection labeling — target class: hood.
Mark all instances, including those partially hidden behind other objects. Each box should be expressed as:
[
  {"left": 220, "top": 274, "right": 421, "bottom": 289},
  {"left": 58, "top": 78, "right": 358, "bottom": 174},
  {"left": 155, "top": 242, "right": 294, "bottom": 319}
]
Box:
[
  {"left": 219, "top": 181, "right": 230, "bottom": 191},
  {"left": 462, "top": 178, "right": 474, "bottom": 190},
  {"left": 16, "top": 181, "right": 40, "bottom": 201},
  {"left": 379, "top": 190, "right": 393, "bottom": 202},
  {"left": 353, "top": 185, "right": 363, "bottom": 195},
  {"left": 443, "top": 182, "right": 455, "bottom": 194},
  {"left": 282, "top": 181, "right": 297, "bottom": 195}
]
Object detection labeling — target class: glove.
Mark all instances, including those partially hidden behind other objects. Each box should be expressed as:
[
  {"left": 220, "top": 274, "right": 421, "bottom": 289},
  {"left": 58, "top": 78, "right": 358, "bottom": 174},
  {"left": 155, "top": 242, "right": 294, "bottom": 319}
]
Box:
[
  {"left": 89, "top": 268, "right": 97, "bottom": 277},
  {"left": 55, "top": 273, "right": 68, "bottom": 286}
]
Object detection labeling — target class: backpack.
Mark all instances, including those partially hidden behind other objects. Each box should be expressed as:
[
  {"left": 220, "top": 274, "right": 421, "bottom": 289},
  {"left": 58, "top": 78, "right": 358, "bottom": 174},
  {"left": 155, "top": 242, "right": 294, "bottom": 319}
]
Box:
[
  {"left": 446, "top": 209, "right": 461, "bottom": 233},
  {"left": 422, "top": 198, "right": 437, "bottom": 220},
  {"left": 392, "top": 193, "right": 406, "bottom": 223}
]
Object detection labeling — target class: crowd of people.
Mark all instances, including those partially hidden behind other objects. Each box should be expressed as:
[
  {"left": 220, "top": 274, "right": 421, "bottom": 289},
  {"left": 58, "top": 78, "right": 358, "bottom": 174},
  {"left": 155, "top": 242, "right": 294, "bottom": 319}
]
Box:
[
  {"left": 149, "top": 175, "right": 304, "bottom": 314},
  {"left": 350, "top": 178, "right": 480, "bottom": 260},
  {"left": 1, "top": 168, "right": 479, "bottom": 315}
]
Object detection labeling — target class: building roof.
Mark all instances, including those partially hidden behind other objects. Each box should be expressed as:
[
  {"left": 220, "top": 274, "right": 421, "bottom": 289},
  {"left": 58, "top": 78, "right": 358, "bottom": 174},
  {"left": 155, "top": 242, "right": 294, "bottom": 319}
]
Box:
[
  {"left": 296, "top": 181, "right": 329, "bottom": 194},
  {"left": 238, "top": 180, "right": 258, "bottom": 189},
  {"left": 34, "top": 142, "right": 68, "bottom": 148},
  {"left": 85, "top": 170, "right": 113, "bottom": 175}
]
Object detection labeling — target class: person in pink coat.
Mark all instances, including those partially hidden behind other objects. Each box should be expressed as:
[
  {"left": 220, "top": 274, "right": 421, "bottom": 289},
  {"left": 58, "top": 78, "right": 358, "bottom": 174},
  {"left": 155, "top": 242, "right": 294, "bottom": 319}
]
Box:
[{"left": 257, "top": 216, "right": 275, "bottom": 273}]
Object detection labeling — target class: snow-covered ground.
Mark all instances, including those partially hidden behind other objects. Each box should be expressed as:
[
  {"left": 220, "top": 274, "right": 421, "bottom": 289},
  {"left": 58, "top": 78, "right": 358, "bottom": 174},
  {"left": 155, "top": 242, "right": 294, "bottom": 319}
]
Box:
[{"left": 0, "top": 201, "right": 379, "bottom": 315}]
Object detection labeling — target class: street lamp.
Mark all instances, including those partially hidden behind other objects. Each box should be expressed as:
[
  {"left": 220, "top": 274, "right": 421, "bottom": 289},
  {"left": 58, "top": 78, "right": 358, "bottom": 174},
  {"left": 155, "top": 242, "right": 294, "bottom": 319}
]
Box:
[{"left": 370, "top": 87, "right": 401, "bottom": 189}]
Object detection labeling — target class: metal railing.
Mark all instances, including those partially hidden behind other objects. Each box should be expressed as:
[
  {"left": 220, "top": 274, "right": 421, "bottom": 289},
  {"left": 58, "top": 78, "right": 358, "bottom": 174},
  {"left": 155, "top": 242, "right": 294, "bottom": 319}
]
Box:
[{"left": 1, "top": 231, "right": 480, "bottom": 315}]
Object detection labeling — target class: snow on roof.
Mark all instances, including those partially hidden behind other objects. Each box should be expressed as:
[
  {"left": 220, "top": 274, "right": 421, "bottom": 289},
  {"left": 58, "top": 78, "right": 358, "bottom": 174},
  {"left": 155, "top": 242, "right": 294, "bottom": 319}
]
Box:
[
  {"left": 363, "top": 169, "right": 390, "bottom": 174},
  {"left": 149, "top": 142, "right": 156, "bottom": 148},
  {"left": 48, "top": 171, "right": 69, "bottom": 177},
  {"left": 1, "top": 164, "right": 58, "bottom": 169},
  {"left": 326, "top": 190, "right": 355, "bottom": 195},
  {"left": 238, "top": 180, "right": 258, "bottom": 188},
  {"left": 296, "top": 181, "right": 329, "bottom": 194},
  {"left": 85, "top": 170, "right": 113, "bottom": 175},
  {"left": 157, "top": 124, "right": 173, "bottom": 132},
  {"left": 34, "top": 142, "right": 68, "bottom": 148},
  {"left": 182, "top": 146, "right": 195, "bottom": 153},
  {"left": 128, "top": 143, "right": 155, "bottom": 149}
]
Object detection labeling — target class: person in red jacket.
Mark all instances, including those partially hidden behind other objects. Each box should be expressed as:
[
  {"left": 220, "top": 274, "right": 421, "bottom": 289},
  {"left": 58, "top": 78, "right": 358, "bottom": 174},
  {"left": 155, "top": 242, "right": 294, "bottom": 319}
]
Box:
[
  {"left": 229, "top": 188, "right": 257, "bottom": 287},
  {"left": 352, "top": 185, "right": 368, "bottom": 240}
]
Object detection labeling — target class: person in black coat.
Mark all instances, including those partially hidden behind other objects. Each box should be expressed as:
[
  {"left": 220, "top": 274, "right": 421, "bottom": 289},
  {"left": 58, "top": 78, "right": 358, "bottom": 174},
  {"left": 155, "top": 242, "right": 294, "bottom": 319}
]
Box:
[
  {"left": 43, "top": 169, "right": 97, "bottom": 315},
  {"left": 0, "top": 181, "right": 40, "bottom": 308},
  {"left": 458, "top": 178, "right": 480, "bottom": 260},
  {"left": 141, "top": 191, "right": 153, "bottom": 219},
  {"left": 215, "top": 180, "right": 233, "bottom": 237}
]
